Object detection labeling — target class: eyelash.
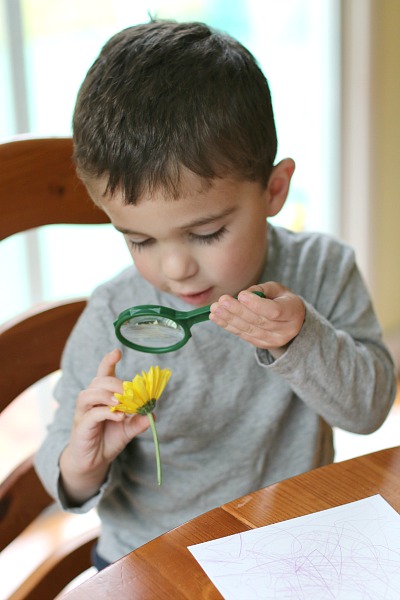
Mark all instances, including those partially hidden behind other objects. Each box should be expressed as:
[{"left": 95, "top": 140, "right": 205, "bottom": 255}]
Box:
[
  {"left": 128, "top": 226, "right": 227, "bottom": 251},
  {"left": 128, "top": 238, "right": 154, "bottom": 252},
  {"left": 189, "top": 226, "right": 227, "bottom": 245}
]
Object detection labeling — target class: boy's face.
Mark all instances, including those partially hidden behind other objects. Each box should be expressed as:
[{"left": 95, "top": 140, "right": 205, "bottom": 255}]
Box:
[{"left": 88, "top": 170, "right": 272, "bottom": 306}]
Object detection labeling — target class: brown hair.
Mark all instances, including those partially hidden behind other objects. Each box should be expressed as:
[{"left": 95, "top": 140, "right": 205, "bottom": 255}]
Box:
[{"left": 73, "top": 19, "right": 277, "bottom": 202}]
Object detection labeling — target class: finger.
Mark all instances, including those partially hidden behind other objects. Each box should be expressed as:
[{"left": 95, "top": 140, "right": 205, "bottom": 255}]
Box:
[
  {"left": 210, "top": 294, "right": 281, "bottom": 328},
  {"left": 209, "top": 308, "right": 278, "bottom": 343},
  {"left": 239, "top": 289, "right": 305, "bottom": 327},
  {"left": 75, "top": 387, "right": 121, "bottom": 418},
  {"left": 227, "top": 294, "right": 303, "bottom": 340},
  {"left": 88, "top": 375, "right": 124, "bottom": 394},
  {"left": 74, "top": 403, "right": 126, "bottom": 432},
  {"left": 96, "top": 349, "right": 122, "bottom": 378},
  {"left": 237, "top": 292, "right": 282, "bottom": 321},
  {"left": 246, "top": 281, "right": 288, "bottom": 300},
  {"left": 211, "top": 316, "right": 288, "bottom": 349},
  {"left": 241, "top": 290, "right": 305, "bottom": 331},
  {"left": 123, "top": 414, "right": 151, "bottom": 439}
]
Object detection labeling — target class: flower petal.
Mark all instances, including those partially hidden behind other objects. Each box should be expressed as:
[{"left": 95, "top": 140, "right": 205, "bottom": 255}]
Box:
[{"left": 146, "top": 366, "right": 172, "bottom": 399}]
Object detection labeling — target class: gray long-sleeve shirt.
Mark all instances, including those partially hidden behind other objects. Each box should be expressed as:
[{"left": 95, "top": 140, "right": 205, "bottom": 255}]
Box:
[{"left": 35, "top": 225, "right": 396, "bottom": 563}]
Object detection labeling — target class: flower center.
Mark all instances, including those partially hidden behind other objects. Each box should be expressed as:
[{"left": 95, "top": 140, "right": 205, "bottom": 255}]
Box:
[{"left": 136, "top": 398, "right": 157, "bottom": 415}]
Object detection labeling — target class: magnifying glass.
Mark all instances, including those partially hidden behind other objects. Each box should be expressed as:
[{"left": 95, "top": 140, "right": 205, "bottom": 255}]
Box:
[{"left": 114, "top": 291, "right": 264, "bottom": 353}]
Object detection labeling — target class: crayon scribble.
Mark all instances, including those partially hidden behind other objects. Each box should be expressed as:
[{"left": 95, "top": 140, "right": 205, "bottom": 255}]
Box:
[{"left": 189, "top": 495, "right": 400, "bottom": 600}]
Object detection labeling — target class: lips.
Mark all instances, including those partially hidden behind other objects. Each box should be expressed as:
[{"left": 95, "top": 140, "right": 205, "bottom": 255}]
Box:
[{"left": 177, "top": 287, "right": 214, "bottom": 306}]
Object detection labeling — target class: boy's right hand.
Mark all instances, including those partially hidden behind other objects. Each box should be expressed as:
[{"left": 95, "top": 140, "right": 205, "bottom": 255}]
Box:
[{"left": 59, "top": 349, "right": 149, "bottom": 505}]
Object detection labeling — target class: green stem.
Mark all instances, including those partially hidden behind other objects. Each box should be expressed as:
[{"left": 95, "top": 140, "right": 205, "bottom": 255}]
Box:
[{"left": 148, "top": 413, "right": 162, "bottom": 485}]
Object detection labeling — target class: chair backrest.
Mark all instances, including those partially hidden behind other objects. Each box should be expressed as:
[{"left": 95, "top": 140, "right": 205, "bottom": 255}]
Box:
[
  {"left": 0, "top": 136, "right": 108, "bottom": 599},
  {"left": 0, "top": 135, "right": 107, "bottom": 239}
]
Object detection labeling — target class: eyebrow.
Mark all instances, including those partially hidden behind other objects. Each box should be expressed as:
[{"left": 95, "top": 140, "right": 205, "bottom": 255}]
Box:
[{"left": 114, "top": 206, "right": 236, "bottom": 235}]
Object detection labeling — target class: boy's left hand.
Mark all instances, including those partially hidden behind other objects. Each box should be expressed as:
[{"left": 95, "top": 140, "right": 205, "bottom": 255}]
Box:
[{"left": 209, "top": 282, "right": 305, "bottom": 358}]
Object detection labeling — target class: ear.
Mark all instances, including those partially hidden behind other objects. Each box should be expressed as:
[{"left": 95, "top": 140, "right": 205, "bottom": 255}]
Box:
[{"left": 265, "top": 158, "right": 295, "bottom": 217}]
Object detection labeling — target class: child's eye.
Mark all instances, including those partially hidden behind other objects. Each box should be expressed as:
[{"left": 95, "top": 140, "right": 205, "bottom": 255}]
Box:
[
  {"left": 128, "top": 238, "right": 154, "bottom": 251},
  {"left": 190, "top": 226, "right": 227, "bottom": 245}
]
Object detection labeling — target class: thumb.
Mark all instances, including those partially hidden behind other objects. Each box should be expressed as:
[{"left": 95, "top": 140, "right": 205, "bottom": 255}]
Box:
[
  {"left": 247, "top": 281, "right": 288, "bottom": 300},
  {"left": 124, "top": 413, "right": 151, "bottom": 440},
  {"left": 97, "top": 349, "right": 122, "bottom": 378}
]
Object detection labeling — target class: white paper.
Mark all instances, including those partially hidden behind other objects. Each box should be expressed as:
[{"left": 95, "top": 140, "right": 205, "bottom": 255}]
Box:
[{"left": 188, "top": 495, "right": 400, "bottom": 599}]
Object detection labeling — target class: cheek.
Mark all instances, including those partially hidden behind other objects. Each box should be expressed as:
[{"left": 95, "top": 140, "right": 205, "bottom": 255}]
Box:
[
  {"left": 225, "top": 232, "right": 265, "bottom": 266},
  {"left": 130, "top": 253, "right": 159, "bottom": 285},
  {"left": 218, "top": 230, "right": 267, "bottom": 279},
  {"left": 205, "top": 243, "right": 250, "bottom": 280}
]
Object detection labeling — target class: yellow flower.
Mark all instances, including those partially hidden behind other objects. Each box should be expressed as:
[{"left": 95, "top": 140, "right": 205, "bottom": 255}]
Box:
[
  {"left": 110, "top": 366, "right": 171, "bottom": 485},
  {"left": 111, "top": 366, "right": 171, "bottom": 415}
]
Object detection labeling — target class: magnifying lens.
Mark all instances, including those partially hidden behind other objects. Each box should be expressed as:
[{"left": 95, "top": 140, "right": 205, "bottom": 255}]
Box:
[{"left": 114, "top": 291, "right": 264, "bottom": 353}]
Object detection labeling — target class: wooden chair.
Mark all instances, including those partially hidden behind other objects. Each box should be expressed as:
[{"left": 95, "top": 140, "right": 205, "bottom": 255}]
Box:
[{"left": 0, "top": 136, "right": 109, "bottom": 599}]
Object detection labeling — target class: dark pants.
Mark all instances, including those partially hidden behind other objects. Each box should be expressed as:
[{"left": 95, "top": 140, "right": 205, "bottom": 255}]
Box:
[{"left": 91, "top": 544, "right": 111, "bottom": 571}]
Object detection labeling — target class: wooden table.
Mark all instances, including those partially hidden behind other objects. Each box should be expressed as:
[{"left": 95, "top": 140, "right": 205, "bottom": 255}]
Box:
[{"left": 64, "top": 446, "right": 400, "bottom": 599}]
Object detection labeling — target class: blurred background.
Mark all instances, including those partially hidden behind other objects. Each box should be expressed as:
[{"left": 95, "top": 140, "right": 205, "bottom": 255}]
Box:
[
  {"left": 0, "top": 0, "right": 399, "bottom": 476},
  {"left": 1, "top": 0, "right": 399, "bottom": 352},
  {"left": 1, "top": 0, "right": 341, "bottom": 323}
]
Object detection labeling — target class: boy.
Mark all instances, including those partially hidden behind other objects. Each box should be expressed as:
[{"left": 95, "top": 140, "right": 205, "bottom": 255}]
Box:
[{"left": 35, "top": 20, "right": 396, "bottom": 569}]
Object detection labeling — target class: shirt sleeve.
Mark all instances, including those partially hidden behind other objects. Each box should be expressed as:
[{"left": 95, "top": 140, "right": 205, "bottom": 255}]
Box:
[{"left": 256, "top": 240, "right": 397, "bottom": 434}]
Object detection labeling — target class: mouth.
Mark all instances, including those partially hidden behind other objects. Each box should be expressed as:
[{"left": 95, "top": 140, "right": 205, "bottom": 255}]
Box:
[{"left": 177, "top": 287, "right": 214, "bottom": 306}]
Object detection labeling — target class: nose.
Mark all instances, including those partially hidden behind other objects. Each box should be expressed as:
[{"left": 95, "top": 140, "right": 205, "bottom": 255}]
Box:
[{"left": 160, "top": 246, "right": 198, "bottom": 281}]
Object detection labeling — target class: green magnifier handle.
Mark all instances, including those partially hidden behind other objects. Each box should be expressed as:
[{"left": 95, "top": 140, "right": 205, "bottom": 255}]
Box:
[{"left": 114, "top": 290, "right": 265, "bottom": 353}]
